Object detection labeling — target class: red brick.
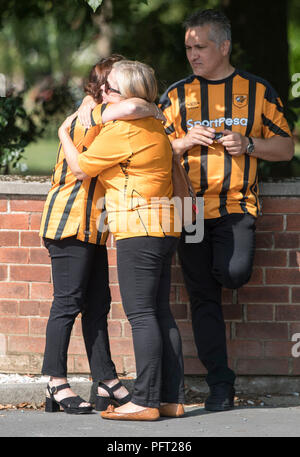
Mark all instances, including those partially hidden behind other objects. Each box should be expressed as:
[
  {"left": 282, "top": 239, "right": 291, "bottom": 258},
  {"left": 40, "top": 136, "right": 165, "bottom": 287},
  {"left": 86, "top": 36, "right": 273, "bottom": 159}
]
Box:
[
  {"left": 29, "top": 248, "right": 51, "bottom": 265},
  {"left": 0, "top": 283, "right": 29, "bottom": 299},
  {"left": 177, "top": 321, "right": 193, "bottom": 339},
  {"left": 123, "top": 356, "right": 135, "bottom": 374},
  {"left": 0, "top": 265, "right": 8, "bottom": 281},
  {"left": 107, "top": 248, "right": 117, "bottom": 266},
  {"left": 274, "top": 233, "right": 300, "bottom": 249},
  {"left": 113, "top": 356, "right": 125, "bottom": 374},
  {"left": 20, "top": 231, "right": 41, "bottom": 247},
  {"left": 0, "top": 214, "right": 29, "bottom": 230},
  {"left": 291, "top": 358, "right": 300, "bottom": 375},
  {"left": 254, "top": 250, "right": 287, "bottom": 267},
  {"left": 255, "top": 232, "right": 273, "bottom": 249},
  {"left": 0, "top": 247, "right": 29, "bottom": 264},
  {"left": 178, "top": 285, "right": 189, "bottom": 303},
  {"left": 0, "top": 300, "right": 18, "bottom": 316},
  {"left": 276, "top": 305, "right": 300, "bottom": 321},
  {"left": 264, "top": 341, "right": 294, "bottom": 357},
  {"left": 238, "top": 286, "right": 289, "bottom": 304},
  {"left": 110, "top": 338, "right": 134, "bottom": 356},
  {"left": 30, "top": 213, "right": 42, "bottom": 230},
  {"left": 10, "top": 200, "right": 45, "bottom": 212},
  {"left": 246, "top": 304, "right": 274, "bottom": 321},
  {"left": 68, "top": 338, "right": 86, "bottom": 355},
  {"left": 111, "top": 303, "right": 126, "bottom": 319},
  {"left": 286, "top": 215, "right": 300, "bottom": 231},
  {"left": 0, "top": 200, "right": 7, "bottom": 212},
  {"left": 183, "top": 357, "right": 206, "bottom": 375},
  {"left": 171, "top": 266, "right": 184, "bottom": 284},
  {"left": 0, "top": 231, "right": 19, "bottom": 246},
  {"left": 31, "top": 283, "right": 53, "bottom": 300},
  {"left": 256, "top": 215, "right": 283, "bottom": 232},
  {"left": 73, "top": 356, "right": 89, "bottom": 373},
  {"left": 223, "top": 304, "right": 243, "bottom": 321},
  {"left": 8, "top": 335, "right": 45, "bottom": 353},
  {"left": 292, "top": 288, "right": 300, "bottom": 303},
  {"left": 108, "top": 267, "right": 119, "bottom": 284},
  {"left": 236, "top": 358, "right": 289, "bottom": 375},
  {"left": 123, "top": 321, "right": 132, "bottom": 338},
  {"left": 222, "top": 289, "right": 233, "bottom": 304},
  {"left": 19, "top": 301, "right": 40, "bottom": 316},
  {"left": 0, "top": 316, "right": 29, "bottom": 334},
  {"left": 262, "top": 197, "right": 300, "bottom": 214},
  {"left": 30, "top": 317, "right": 48, "bottom": 335},
  {"left": 110, "top": 284, "right": 122, "bottom": 303},
  {"left": 266, "top": 268, "right": 300, "bottom": 285},
  {"left": 247, "top": 268, "right": 264, "bottom": 285},
  {"left": 10, "top": 265, "right": 51, "bottom": 283},
  {"left": 235, "top": 322, "right": 288, "bottom": 340},
  {"left": 108, "top": 320, "right": 122, "bottom": 337},
  {"left": 182, "top": 339, "right": 197, "bottom": 357},
  {"left": 170, "top": 303, "right": 188, "bottom": 319},
  {"left": 227, "top": 340, "right": 262, "bottom": 358},
  {"left": 289, "top": 251, "right": 300, "bottom": 268}
]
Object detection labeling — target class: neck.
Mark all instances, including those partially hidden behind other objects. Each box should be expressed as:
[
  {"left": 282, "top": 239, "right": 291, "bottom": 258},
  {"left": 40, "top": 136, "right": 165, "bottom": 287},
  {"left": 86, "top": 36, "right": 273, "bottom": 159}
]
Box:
[{"left": 197, "top": 62, "right": 235, "bottom": 81}]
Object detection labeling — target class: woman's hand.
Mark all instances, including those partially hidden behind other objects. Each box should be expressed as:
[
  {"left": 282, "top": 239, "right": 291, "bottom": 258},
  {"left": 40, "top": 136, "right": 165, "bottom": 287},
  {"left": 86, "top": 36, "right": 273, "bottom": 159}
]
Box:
[
  {"left": 58, "top": 111, "right": 78, "bottom": 137},
  {"left": 77, "top": 95, "right": 97, "bottom": 128}
]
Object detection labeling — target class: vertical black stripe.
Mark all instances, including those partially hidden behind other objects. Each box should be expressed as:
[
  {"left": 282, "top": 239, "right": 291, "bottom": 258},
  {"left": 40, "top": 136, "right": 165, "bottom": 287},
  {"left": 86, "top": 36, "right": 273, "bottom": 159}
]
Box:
[
  {"left": 96, "top": 204, "right": 106, "bottom": 245},
  {"left": 54, "top": 180, "right": 82, "bottom": 239},
  {"left": 177, "top": 86, "right": 189, "bottom": 173},
  {"left": 42, "top": 159, "right": 68, "bottom": 237},
  {"left": 219, "top": 79, "right": 233, "bottom": 216},
  {"left": 240, "top": 80, "right": 257, "bottom": 213},
  {"left": 84, "top": 177, "right": 98, "bottom": 242},
  {"left": 43, "top": 117, "right": 77, "bottom": 238},
  {"left": 197, "top": 80, "right": 208, "bottom": 197}
]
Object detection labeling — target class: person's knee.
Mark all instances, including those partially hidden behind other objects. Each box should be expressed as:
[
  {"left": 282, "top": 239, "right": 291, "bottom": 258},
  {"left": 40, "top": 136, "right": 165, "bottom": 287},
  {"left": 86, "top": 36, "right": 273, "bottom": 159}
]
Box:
[{"left": 213, "top": 263, "right": 252, "bottom": 289}]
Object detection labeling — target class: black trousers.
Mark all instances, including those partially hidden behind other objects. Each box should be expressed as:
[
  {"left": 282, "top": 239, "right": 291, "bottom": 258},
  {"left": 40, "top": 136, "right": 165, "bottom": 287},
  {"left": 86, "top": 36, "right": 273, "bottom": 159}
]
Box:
[
  {"left": 117, "top": 236, "right": 185, "bottom": 408},
  {"left": 42, "top": 237, "right": 117, "bottom": 381},
  {"left": 178, "top": 213, "right": 256, "bottom": 386}
]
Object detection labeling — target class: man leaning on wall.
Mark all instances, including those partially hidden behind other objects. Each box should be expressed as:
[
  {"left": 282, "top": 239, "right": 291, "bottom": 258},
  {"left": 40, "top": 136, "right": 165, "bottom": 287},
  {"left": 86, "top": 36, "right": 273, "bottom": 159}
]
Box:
[{"left": 159, "top": 8, "right": 294, "bottom": 412}]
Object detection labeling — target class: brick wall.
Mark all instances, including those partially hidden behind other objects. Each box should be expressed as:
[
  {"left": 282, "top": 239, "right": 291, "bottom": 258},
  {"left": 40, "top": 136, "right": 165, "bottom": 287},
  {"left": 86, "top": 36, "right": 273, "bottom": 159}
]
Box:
[{"left": 0, "top": 179, "right": 300, "bottom": 377}]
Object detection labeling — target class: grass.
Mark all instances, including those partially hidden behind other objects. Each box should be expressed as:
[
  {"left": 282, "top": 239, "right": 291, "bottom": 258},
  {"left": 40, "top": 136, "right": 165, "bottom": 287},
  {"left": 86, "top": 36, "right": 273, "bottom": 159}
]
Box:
[{"left": 9, "top": 137, "right": 59, "bottom": 176}]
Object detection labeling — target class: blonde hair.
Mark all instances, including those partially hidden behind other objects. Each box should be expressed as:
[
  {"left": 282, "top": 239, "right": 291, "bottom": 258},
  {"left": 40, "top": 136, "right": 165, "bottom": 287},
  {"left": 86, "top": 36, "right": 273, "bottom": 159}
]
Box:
[{"left": 112, "top": 60, "right": 158, "bottom": 103}]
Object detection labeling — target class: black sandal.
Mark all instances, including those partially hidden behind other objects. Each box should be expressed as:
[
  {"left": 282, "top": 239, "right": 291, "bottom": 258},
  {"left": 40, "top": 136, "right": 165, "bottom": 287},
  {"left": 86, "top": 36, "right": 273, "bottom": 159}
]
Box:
[
  {"left": 95, "top": 381, "right": 131, "bottom": 411},
  {"left": 45, "top": 383, "right": 93, "bottom": 414}
]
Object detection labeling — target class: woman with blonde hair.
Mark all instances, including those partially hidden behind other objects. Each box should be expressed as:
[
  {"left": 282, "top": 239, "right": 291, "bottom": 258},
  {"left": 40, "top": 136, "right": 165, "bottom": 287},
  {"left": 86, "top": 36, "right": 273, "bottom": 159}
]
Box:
[{"left": 58, "top": 59, "right": 185, "bottom": 421}]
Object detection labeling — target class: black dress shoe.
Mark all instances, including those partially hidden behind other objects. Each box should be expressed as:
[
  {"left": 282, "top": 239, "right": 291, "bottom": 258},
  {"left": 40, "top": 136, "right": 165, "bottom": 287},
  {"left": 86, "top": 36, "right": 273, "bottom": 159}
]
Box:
[{"left": 205, "top": 382, "right": 235, "bottom": 411}]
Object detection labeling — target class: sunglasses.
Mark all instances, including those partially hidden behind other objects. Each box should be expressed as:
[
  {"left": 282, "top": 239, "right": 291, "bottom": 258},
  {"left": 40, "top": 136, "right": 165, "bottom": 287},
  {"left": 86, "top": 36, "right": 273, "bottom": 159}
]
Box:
[{"left": 104, "top": 80, "right": 121, "bottom": 95}]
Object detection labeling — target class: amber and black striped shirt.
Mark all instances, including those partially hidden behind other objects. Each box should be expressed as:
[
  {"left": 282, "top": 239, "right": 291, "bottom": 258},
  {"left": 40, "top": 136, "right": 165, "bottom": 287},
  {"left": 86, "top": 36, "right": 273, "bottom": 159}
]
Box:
[
  {"left": 159, "top": 69, "right": 292, "bottom": 219},
  {"left": 39, "top": 104, "right": 108, "bottom": 245}
]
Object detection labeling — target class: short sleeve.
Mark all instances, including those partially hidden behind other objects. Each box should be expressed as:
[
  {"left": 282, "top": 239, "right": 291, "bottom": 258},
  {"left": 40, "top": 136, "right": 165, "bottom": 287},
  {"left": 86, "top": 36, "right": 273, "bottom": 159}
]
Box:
[
  {"left": 159, "top": 89, "right": 178, "bottom": 142},
  {"left": 262, "top": 85, "right": 292, "bottom": 138}
]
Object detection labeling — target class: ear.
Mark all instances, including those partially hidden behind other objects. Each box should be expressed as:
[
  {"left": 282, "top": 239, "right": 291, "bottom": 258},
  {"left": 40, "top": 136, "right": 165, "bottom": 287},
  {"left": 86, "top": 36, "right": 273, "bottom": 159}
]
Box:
[{"left": 220, "top": 40, "right": 231, "bottom": 57}]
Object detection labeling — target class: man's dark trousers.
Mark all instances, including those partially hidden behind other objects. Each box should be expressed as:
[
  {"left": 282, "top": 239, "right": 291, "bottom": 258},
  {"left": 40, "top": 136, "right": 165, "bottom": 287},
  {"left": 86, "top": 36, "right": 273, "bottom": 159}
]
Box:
[{"left": 178, "top": 213, "right": 256, "bottom": 386}]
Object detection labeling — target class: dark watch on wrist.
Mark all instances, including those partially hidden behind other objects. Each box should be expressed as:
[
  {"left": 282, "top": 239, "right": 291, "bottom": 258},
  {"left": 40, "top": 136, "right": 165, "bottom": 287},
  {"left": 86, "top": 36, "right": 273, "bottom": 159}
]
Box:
[{"left": 246, "top": 137, "right": 255, "bottom": 155}]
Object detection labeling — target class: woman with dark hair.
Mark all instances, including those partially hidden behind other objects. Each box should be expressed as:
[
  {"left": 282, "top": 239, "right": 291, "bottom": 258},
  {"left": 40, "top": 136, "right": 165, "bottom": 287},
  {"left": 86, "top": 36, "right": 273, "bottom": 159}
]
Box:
[
  {"left": 58, "top": 60, "right": 186, "bottom": 421},
  {"left": 40, "top": 55, "right": 161, "bottom": 414}
]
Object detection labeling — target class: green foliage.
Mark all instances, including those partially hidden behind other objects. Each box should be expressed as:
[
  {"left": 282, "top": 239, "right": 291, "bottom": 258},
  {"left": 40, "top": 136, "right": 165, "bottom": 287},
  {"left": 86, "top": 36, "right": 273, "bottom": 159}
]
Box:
[{"left": 0, "top": 94, "right": 45, "bottom": 173}]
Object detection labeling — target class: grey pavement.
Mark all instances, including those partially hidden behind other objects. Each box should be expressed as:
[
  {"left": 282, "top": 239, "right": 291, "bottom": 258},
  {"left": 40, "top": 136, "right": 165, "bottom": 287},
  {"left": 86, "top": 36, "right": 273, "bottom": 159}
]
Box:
[
  {"left": 1, "top": 376, "right": 300, "bottom": 438},
  {"left": 1, "top": 405, "right": 300, "bottom": 438}
]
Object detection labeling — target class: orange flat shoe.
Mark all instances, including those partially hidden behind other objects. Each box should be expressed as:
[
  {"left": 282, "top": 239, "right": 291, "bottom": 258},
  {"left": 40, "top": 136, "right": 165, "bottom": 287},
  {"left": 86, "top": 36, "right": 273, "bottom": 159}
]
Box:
[
  {"left": 159, "top": 403, "right": 185, "bottom": 417},
  {"left": 100, "top": 404, "right": 160, "bottom": 421}
]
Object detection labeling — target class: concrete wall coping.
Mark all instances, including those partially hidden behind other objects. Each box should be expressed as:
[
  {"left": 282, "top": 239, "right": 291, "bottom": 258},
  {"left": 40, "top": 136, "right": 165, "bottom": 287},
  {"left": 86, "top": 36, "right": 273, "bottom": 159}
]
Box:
[{"left": 0, "top": 177, "right": 300, "bottom": 197}]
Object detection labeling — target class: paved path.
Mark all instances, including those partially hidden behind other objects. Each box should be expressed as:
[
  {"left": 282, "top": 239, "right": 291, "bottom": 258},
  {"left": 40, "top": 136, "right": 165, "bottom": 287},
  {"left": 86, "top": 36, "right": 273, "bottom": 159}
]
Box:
[{"left": 1, "top": 404, "right": 300, "bottom": 438}]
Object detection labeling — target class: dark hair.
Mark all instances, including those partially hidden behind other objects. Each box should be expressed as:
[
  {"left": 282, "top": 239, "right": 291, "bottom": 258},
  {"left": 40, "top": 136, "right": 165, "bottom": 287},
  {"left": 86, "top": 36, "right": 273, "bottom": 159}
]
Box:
[
  {"left": 84, "top": 54, "right": 125, "bottom": 103},
  {"left": 183, "top": 9, "right": 231, "bottom": 48}
]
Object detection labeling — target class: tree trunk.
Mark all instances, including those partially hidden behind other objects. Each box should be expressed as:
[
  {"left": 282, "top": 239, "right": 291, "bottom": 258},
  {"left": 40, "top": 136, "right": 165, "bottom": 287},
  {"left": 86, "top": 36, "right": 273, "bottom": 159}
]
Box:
[
  {"left": 222, "top": 0, "right": 290, "bottom": 104},
  {"left": 92, "top": 0, "right": 113, "bottom": 58}
]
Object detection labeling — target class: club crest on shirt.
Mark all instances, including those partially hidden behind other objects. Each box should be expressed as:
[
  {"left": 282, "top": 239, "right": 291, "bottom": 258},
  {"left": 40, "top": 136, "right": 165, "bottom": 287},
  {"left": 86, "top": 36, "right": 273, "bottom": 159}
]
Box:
[{"left": 233, "top": 94, "right": 248, "bottom": 108}]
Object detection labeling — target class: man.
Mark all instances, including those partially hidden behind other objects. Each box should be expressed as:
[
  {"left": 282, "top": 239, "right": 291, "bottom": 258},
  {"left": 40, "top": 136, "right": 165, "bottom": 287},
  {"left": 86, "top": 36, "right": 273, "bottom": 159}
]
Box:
[{"left": 159, "top": 9, "right": 294, "bottom": 411}]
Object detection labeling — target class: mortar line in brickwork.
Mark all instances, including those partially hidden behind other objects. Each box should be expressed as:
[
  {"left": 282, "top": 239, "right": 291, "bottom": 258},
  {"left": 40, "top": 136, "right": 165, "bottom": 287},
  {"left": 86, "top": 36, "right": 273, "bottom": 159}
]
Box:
[{"left": 283, "top": 214, "right": 287, "bottom": 231}]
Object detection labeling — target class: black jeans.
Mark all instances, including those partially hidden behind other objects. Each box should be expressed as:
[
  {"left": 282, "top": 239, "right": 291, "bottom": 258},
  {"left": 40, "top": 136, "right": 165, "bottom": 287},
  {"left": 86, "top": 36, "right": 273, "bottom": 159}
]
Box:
[
  {"left": 117, "top": 236, "right": 185, "bottom": 408},
  {"left": 178, "top": 213, "right": 256, "bottom": 386},
  {"left": 42, "top": 237, "right": 117, "bottom": 381}
]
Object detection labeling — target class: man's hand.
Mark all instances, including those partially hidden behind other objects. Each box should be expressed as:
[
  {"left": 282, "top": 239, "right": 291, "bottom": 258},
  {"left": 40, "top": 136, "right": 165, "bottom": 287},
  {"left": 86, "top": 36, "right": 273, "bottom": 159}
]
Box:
[
  {"left": 172, "top": 125, "right": 216, "bottom": 156},
  {"left": 217, "top": 130, "right": 248, "bottom": 156},
  {"left": 77, "top": 95, "right": 97, "bottom": 128}
]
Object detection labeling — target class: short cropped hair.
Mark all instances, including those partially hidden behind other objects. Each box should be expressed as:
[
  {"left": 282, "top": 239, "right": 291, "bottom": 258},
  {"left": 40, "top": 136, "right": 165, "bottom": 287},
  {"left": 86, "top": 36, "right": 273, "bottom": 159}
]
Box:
[
  {"left": 112, "top": 60, "right": 158, "bottom": 103},
  {"left": 184, "top": 9, "right": 232, "bottom": 50}
]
